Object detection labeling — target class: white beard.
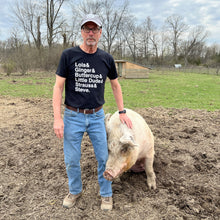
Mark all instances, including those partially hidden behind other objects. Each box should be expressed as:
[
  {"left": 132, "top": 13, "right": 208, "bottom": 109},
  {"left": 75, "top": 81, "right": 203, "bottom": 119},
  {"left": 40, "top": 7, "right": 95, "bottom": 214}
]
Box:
[{"left": 86, "top": 38, "right": 97, "bottom": 46}]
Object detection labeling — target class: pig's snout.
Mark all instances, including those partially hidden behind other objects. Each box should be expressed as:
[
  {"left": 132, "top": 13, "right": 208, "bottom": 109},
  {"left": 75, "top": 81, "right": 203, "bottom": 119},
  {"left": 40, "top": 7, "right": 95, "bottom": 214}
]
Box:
[
  {"left": 104, "top": 163, "right": 127, "bottom": 181},
  {"left": 103, "top": 169, "right": 114, "bottom": 181}
]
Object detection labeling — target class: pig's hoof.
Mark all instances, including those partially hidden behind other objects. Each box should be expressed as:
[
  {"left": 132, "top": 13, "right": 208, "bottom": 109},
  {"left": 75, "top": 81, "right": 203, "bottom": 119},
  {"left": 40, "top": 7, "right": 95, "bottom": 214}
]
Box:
[
  {"left": 147, "top": 177, "right": 156, "bottom": 190},
  {"left": 103, "top": 170, "right": 114, "bottom": 181}
]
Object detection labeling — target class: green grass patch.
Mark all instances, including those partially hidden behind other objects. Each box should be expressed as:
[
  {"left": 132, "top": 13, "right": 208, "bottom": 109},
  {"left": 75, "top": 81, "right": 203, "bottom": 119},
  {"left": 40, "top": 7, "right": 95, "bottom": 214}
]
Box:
[
  {"left": 0, "top": 71, "right": 219, "bottom": 112},
  {"left": 105, "top": 71, "right": 220, "bottom": 112},
  {"left": 0, "top": 72, "right": 55, "bottom": 98}
]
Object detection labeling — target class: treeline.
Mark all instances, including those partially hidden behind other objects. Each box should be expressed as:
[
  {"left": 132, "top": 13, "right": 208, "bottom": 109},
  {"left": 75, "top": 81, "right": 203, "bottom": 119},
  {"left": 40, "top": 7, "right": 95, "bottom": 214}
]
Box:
[{"left": 0, "top": 0, "right": 219, "bottom": 75}]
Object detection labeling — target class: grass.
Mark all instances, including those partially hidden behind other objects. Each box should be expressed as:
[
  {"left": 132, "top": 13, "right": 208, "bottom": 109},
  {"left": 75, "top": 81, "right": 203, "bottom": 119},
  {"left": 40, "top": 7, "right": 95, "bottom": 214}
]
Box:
[
  {"left": 0, "top": 72, "right": 54, "bottom": 98},
  {"left": 0, "top": 71, "right": 219, "bottom": 112},
  {"left": 105, "top": 71, "right": 220, "bottom": 112}
]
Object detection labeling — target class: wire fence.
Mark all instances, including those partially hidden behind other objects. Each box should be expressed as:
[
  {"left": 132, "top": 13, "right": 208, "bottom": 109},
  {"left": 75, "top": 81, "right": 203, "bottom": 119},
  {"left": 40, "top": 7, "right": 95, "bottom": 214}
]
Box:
[{"left": 153, "top": 66, "right": 220, "bottom": 75}]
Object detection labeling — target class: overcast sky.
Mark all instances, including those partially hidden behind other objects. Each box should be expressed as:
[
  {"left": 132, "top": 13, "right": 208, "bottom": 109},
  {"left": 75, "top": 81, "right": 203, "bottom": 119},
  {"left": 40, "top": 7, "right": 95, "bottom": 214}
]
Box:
[{"left": 0, "top": 0, "right": 219, "bottom": 45}]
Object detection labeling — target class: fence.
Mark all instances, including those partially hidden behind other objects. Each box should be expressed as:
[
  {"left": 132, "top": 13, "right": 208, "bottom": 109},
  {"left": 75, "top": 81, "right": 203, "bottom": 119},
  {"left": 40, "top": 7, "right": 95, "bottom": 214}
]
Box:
[{"left": 155, "top": 66, "right": 220, "bottom": 75}]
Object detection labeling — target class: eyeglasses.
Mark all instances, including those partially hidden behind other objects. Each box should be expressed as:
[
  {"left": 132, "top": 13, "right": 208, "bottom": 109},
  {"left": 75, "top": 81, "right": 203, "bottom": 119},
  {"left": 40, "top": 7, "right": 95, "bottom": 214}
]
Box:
[{"left": 82, "top": 26, "right": 101, "bottom": 34}]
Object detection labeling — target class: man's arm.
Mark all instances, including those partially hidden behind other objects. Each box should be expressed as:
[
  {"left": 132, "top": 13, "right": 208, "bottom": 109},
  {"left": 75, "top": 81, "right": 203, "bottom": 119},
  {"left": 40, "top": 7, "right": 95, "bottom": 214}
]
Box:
[
  {"left": 110, "top": 78, "right": 132, "bottom": 129},
  {"left": 53, "top": 75, "right": 66, "bottom": 139}
]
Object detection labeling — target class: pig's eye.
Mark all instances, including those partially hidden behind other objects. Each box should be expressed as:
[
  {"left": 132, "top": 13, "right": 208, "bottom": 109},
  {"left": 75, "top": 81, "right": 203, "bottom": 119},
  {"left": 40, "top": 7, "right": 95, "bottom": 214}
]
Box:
[
  {"left": 120, "top": 144, "right": 131, "bottom": 154},
  {"left": 121, "top": 146, "right": 128, "bottom": 154},
  {"left": 121, "top": 149, "right": 126, "bottom": 154}
]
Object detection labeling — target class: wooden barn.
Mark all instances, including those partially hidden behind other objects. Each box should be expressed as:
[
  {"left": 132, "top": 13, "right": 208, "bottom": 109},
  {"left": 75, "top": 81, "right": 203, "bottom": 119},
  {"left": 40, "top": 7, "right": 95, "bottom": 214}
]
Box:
[{"left": 115, "top": 60, "right": 150, "bottom": 78}]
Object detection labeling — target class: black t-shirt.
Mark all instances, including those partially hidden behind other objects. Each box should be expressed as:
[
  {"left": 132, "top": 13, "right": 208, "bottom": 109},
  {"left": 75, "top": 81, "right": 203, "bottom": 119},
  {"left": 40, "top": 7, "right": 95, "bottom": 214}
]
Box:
[{"left": 56, "top": 46, "right": 118, "bottom": 109}]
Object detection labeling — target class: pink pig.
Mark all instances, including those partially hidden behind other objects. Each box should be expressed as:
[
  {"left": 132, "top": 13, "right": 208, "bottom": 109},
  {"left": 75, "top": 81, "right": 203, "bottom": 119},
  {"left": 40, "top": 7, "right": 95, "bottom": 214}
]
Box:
[{"left": 103, "top": 109, "right": 156, "bottom": 190}]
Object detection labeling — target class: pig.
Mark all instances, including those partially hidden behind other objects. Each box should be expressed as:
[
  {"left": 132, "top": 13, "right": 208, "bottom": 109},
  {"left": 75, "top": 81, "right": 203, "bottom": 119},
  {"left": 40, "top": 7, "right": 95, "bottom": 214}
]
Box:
[{"left": 104, "top": 109, "right": 156, "bottom": 190}]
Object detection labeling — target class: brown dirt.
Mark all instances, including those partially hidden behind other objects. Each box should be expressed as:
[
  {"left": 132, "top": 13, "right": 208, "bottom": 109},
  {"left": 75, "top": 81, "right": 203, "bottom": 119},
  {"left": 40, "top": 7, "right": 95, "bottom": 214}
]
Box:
[{"left": 0, "top": 96, "right": 219, "bottom": 220}]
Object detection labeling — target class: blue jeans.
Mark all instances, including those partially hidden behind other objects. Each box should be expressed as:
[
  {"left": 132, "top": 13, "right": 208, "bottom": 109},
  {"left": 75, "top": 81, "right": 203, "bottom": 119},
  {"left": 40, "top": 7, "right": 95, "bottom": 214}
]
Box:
[{"left": 63, "top": 107, "right": 112, "bottom": 197}]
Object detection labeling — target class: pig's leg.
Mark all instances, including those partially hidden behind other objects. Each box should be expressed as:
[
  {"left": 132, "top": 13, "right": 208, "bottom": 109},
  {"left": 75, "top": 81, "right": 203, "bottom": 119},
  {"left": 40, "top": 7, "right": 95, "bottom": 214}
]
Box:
[{"left": 144, "top": 157, "right": 156, "bottom": 190}]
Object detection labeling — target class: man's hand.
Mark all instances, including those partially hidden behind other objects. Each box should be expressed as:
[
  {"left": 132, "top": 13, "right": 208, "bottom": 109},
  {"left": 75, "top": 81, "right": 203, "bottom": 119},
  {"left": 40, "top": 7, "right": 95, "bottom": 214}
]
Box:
[
  {"left": 119, "top": 114, "right": 132, "bottom": 129},
  {"left": 54, "top": 118, "right": 64, "bottom": 139}
]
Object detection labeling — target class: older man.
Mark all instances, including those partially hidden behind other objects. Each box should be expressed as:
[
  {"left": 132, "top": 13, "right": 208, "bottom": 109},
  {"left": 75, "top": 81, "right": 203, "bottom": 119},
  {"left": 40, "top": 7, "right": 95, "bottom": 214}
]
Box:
[{"left": 53, "top": 14, "right": 132, "bottom": 211}]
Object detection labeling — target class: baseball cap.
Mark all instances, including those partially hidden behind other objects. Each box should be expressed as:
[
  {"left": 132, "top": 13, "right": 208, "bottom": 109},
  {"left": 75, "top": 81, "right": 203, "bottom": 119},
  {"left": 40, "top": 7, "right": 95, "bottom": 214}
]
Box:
[{"left": 81, "top": 14, "right": 102, "bottom": 28}]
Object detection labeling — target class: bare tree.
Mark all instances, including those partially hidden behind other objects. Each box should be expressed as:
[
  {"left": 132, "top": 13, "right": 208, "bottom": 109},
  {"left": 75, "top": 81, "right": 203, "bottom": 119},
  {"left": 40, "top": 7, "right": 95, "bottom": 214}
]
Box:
[
  {"left": 160, "top": 26, "right": 169, "bottom": 65},
  {"left": 165, "top": 14, "right": 188, "bottom": 62},
  {"left": 141, "top": 17, "right": 151, "bottom": 61},
  {"left": 12, "top": 0, "right": 42, "bottom": 50},
  {"left": 181, "top": 25, "right": 208, "bottom": 66},
  {"left": 100, "top": 0, "right": 129, "bottom": 53},
  {"left": 146, "top": 17, "right": 160, "bottom": 63},
  {"left": 122, "top": 18, "right": 140, "bottom": 62},
  {"left": 140, "top": 17, "right": 161, "bottom": 64},
  {"left": 150, "top": 32, "right": 160, "bottom": 63},
  {"left": 77, "top": 0, "right": 103, "bottom": 15},
  {"left": 46, "top": 0, "right": 67, "bottom": 48},
  {"left": 60, "top": 14, "right": 80, "bottom": 48},
  {"left": 203, "top": 44, "right": 220, "bottom": 68}
]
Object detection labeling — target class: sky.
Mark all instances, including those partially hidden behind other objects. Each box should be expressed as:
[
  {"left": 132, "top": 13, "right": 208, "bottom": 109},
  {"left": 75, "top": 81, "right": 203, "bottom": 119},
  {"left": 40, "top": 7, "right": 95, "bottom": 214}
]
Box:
[{"left": 0, "top": 0, "right": 219, "bottom": 45}]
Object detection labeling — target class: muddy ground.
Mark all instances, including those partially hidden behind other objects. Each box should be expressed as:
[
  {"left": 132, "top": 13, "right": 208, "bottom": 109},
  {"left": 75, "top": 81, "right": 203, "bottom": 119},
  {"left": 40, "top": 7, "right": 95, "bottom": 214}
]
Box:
[{"left": 0, "top": 96, "right": 219, "bottom": 220}]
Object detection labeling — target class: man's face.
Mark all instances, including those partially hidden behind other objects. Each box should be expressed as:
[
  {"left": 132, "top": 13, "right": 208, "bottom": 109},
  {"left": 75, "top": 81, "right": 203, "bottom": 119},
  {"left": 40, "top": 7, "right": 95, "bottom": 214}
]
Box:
[{"left": 81, "top": 22, "right": 102, "bottom": 47}]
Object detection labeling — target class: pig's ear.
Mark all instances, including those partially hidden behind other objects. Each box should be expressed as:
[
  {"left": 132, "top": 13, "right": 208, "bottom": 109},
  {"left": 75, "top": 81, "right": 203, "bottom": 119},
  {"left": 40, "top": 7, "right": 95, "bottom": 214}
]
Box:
[
  {"left": 105, "top": 113, "right": 111, "bottom": 123},
  {"left": 105, "top": 113, "right": 111, "bottom": 133},
  {"left": 120, "top": 135, "right": 138, "bottom": 147}
]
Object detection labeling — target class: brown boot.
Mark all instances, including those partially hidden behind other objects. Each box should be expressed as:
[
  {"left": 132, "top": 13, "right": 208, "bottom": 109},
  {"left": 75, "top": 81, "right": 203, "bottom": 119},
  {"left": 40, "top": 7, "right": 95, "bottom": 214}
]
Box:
[
  {"left": 101, "top": 197, "right": 113, "bottom": 211},
  {"left": 63, "top": 193, "right": 81, "bottom": 209}
]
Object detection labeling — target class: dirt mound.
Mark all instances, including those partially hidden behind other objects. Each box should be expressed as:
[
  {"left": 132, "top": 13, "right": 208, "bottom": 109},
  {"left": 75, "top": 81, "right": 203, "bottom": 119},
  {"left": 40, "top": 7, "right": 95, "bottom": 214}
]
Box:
[{"left": 0, "top": 97, "right": 219, "bottom": 219}]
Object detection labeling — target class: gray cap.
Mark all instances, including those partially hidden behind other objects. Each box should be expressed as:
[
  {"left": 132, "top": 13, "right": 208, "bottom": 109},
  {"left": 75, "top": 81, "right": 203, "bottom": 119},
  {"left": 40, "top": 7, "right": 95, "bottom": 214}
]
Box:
[{"left": 81, "top": 14, "right": 102, "bottom": 28}]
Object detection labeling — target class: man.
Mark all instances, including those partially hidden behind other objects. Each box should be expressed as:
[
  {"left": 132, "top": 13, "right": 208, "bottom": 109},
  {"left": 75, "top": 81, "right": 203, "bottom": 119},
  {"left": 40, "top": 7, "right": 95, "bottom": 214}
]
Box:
[{"left": 53, "top": 14, "right": 132, "bottom": 211}]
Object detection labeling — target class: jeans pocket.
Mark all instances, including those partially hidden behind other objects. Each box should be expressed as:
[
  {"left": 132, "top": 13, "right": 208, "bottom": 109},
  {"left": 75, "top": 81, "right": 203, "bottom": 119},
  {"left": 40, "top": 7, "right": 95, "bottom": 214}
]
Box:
[
  {"left": 64, "top": 108, "right": 78, "bottom": 117},
  {"left": 94, "top": 108, "right": 105, "bottom": 118}
]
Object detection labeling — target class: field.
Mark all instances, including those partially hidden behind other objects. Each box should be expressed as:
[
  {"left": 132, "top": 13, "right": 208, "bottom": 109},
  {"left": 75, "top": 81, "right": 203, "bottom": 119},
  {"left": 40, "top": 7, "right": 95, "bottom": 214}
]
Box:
[
  {"left": 0, "top": 71, "right": 219, "bottom": 111},
  {"left": 0, "top": 71, "right": 219, "bottom": 219}
]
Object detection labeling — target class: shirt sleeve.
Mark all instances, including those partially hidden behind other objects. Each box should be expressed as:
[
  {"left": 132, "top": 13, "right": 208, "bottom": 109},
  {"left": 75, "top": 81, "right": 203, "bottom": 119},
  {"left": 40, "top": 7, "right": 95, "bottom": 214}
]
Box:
[
  {"left": 56, "top": 50, "right": 68, "bottom": 78},
  {"left": 108, "top": 56, "right": 118, "bottom": 80}
]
